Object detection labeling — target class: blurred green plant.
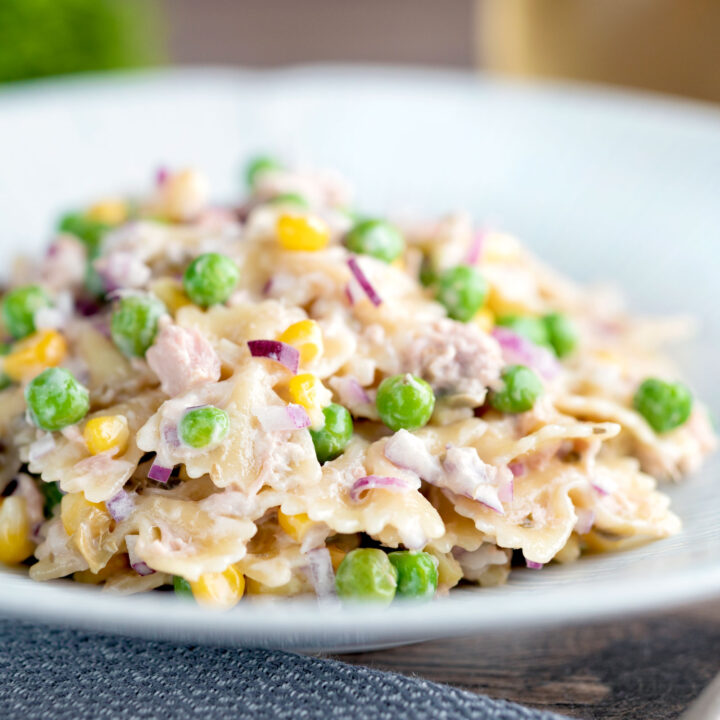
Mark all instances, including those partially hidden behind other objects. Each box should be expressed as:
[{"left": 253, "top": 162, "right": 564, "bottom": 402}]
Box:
[{"left": 0, "top": 0, "right": 164, "bottom": 83}]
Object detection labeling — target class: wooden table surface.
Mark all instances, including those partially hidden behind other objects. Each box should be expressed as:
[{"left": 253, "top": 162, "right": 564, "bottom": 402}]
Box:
[{"left": 328, "top": 600, "right": 720, "bottom": 719}]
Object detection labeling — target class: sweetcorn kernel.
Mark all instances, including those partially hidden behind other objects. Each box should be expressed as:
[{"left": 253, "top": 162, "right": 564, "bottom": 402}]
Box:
[
  {"left": 473, "top": 307, "right": 495, "bottom": 333},
  {"left": 0, "top": 496, "right": 34, "bottom": 564},
  {"left": 277, "top": 510, "right": 315, "bottom": 542},
  {"left": 149, "top": 277, "right": 192, "bottom": 315},
  {"left": 159, "top": 169, "right": 210, "bottom": 222},
  {"left": 277, "top": 320, "right": 324, "bottom": 365},
  {"left": 83, "top": 415, "right": 130, "bottom": 456},
  {"left": 2, "top": 329, "right": 67, "bottom": 382},
  {"left": 61, "top": 492, "right": 108, "bottom": 537},
  {"left": 287, "top": 373, "right": 332, "bottom": 429},
  {"left": 276, "top": 214, "right": 329, "bottom": 251},
  {"left": 86, "top": 198, "right": 128, "bottom": 226},
  {"left": 327, "top": 544, "right": 347, "bottom": 571},
  {"left": 190, "top": 566, "right": 245, "bottom": 609}
]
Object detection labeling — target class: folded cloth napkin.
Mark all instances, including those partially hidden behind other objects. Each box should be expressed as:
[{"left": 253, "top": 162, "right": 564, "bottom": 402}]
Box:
[{"left": 0, "top": 619, "right": 570, "bottom": 720}]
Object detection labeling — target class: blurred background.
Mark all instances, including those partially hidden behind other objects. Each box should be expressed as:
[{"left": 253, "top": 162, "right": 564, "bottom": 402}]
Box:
[{"left": 2, "top": 0, "right": 720, "bottom": 103}]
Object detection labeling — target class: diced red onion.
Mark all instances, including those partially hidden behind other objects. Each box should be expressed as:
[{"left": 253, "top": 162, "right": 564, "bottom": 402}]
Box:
[
  {"left": 125, "top": 535, "right": 155, "bottom": 576},
  {"left": 349, "top": 475, "right": 412, "bottom": 502},
  {"left": 384, "top": 429, "right": 442, "bottom": 483},
  {"left": 261, "top": 278, "right": 273, "bottom": 296},
  {"left": 156, "top": 167, "right": 168, "bottom": 186},
  {"left": 105, "top": 490, "right": 135, "bottom": 522},
  {"left": 247, "top": 339, "right": 300, "bottom": 374},
  {"left": 497, "top": 476, "right": 514, "bottom": 503},
  {"left": 508, "top": 462, "right": 526, "bottom": 477},
  {"left": 591, "top": 475, "right": 616, "bottom": 496},
  {"left": 162, "top": 424, "right": 180, "bottom": 448},
  {"left": 347, "top": 257, "right": 382, "bottom": 306},
  {"left": 148, "top": 462, "right": 172, "bottom": 484},
  {"left": 491, "top": 327, "right": 560, "bottom": 380},
  {"left": 334, "top": 376, "right": 371, "bottom": 406},
  {"left": 574, "top": 508, "right": 595, "bottom": 535},
  {"left": 253, "top": 404, "right": 311, "bottom": 432},
  {"left": 75, "top": 297, "right": 101, "bottom": 317},
  {"left": 466, "top": 229, "right": 485, "bottom": 264},
  {"left": 526, "top": 560, "right": 544, "bottom": 570},
  {"left": 344, "top": 284, "right": 355, "bottom": 306},
  {"left": 305, "top": 547, "right": 336, "bottom": 599}
]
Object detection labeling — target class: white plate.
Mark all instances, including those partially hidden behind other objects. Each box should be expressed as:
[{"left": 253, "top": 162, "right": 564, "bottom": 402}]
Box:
[{"left": 0, "top": 67, "right": 718, "bottom": 651}]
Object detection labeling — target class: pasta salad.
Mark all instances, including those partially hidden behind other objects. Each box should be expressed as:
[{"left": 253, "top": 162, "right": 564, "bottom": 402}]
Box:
[{"left": 0, "top": 158, "right": 715, "bottom": 608}]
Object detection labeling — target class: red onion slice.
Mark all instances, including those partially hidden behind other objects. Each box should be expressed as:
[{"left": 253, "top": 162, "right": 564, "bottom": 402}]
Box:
[
  {"left": 491, "top": 327, "right": 560, "bottom": 380},
  {"left": 526, "top": 560, "right": 544, "bottom": 570},
  {"left": 247, "top": 339, "right": 300, "bottom": 374},
  {"left": 497, "top": 476, "right": 514, "bottom": 503},
  {"left": 125, "top": 535, "right": 155, "bottom": 576},
  {"left": 349, "top": 475, "right": 412, "bottom": 502},
  {"left": 574, "top": 508, "right": 595, "bottom": 535},
  {"left": 508, "top": 462, "right": 526, "bottom": 477},
  {"left": 253, "top": 404, "right": 311, "bottom": 432},
  {"left": 105, "top": 490, "right": 135, "bottom": 522},
  {"left": 148, "top": 462, "right": 172, "bottom": 484},
  {"left": 347, "top": 257, "right": 382, "bottom": 306},
  {"left": 344, "top": 283, "right": 355, "bottom": 306},
  {"left": 305, "top": 547, "right": 336, "bottom": 599},
  {"left": 466, "top": 229, "right": 485, "bottom": 264}
]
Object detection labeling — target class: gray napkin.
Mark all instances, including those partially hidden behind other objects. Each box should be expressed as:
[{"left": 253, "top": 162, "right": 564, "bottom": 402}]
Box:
[{"left": 0, "top": 619, "right": 571, "bottom": 720}]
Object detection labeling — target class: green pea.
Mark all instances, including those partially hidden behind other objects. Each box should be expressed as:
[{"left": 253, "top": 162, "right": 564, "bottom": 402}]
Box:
[
  {"left": 376, "top": 374, "right": 435, "bottom": 432},
  {"left": 345, "top": 219, "right": 405, "bottom": 263},
  {"left": 419, "top": 258, "right": 438, "bottom": 288},
  {"left": 40, "top": 481, "right": 63, "bottom": 517},
  {"left": 496, "top": 314, "right": 551, "bottom": 349},
  {"left": 490, "top": 365, "right": 543, "bottom": 414},
  {"left": 57, "top": 212, "right": 108, "bottom": 254},
  {"left": 245, "top": 155, "right": 283, "bottom": 188},
  {"left": 436, "top": 265, "right": 488, "bottom": 322},
  {"left": 335, "top": 548, "right": 398, "bottom": 605},
  {"left": 25, "top": 367, "right": 90, "bottom": 432},
  {"left": 388, "top": 551, "right": 438, "bottom": 600},
  {"left": 110, "top": 295, "right": 165, "bottom": 357},
  {"left": 543, "top": 312, "right": 578, "bottom": 357},
  {"left": 2, "top": 285, "right": 52, "bottom": 339},
  {"left": 633, "top": 378, "right": 693, "bottom": 433},
  {"left": 178, "top": 406, "right": 230, "bottom": 449},
  {"left": 182, "top": 252, "right": 239, "bottom": 308},
  {"left": 0, "top": 342, "right": 11, "bottom": 391},
  {"left": 173, "top": 575, "right": 194, "bottom": 599},
  {"left": 309, "top": 403, "right": 353, "bottom": 463},
  {"left": 266, "top": 193, "right": 308, "bottom": 209}
]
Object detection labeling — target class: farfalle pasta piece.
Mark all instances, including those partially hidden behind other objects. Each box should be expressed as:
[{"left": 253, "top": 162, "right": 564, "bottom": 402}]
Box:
[
  {"left": 136, "top": 360, "right": 321, "bottom": 493},
  {"left": 26, "top": 390, "right": 164, "bottom": 503},
  {"left": 133, "top": 495, "right": 255, "bottom": 581},
  {"left": 280, "top": 437, "right": 445, "bottom": 550}
]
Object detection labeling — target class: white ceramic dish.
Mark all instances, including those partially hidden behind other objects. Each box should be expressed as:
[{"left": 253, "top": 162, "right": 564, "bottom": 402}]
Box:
[{"left": 0, "top": 67, "right": 718, "bottom": 651}]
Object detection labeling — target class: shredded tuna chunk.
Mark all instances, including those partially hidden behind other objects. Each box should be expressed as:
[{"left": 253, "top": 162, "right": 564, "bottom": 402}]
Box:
[
  {"left": 94, "top": 251, "right": 152, "bottom": 292},
  {"left": 146, "top": 323, "right": 221, "bottom": 396},
  {"left": 400, "top": 318, "right": 503, "bottom": 406}
]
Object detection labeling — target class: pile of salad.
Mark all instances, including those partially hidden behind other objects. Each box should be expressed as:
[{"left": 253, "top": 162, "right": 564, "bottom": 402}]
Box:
[{"left": 0, "top": 158, "right": 715, "bottom": 608}]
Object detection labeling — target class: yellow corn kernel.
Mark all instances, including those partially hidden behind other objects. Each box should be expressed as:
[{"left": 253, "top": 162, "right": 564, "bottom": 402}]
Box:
[
  {"left": 149, "top": 277, "right": 192, "bottom": 315},
  {"left": 425, "top": 547, "right": 463, "bottom": 590},
  {"left": 287, "top": 373, "right": 332, "bottom": 429},
  {"left": 473, "top": 307, "right": 495, "bottom": 333},
  {"left": 276, "top": 213, "right": 329, "bottom": 251},
  {"left": 61, "top": 492, "right": 108, "bottom": 537},
  {"left": 160, "top": 169, "right": 209, "bottom": 222},
  {"left": 190, "top": 566, "right": 245, "bottom": 609},
  {"left": 277, "top": 319, "right": 324, "bottom": 365},
  {"left": 277, "top": 510, "right": 315, "bottom": 543},
  {"left": 83, "top": 415, "right": 130, "bottom": 456},
  {"left": 327, "top": 544, "right": 347, "bottom": 572},
  {"left": 2, "top": 329, "right": 67, "bottom": 382},
  {"left": 0, "top": 496, "right": 34, "bottom": 564},
  {"left": 86, "top": 198, "right": 128, "bottom": 226},
  {"left": 481, "top": 231, "right": 522, "bottom": 263}
]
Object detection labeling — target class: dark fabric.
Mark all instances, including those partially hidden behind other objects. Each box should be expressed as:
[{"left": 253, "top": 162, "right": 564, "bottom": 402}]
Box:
[{"left": 0, "top": 619, "right": 572, "bottom": 720}]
